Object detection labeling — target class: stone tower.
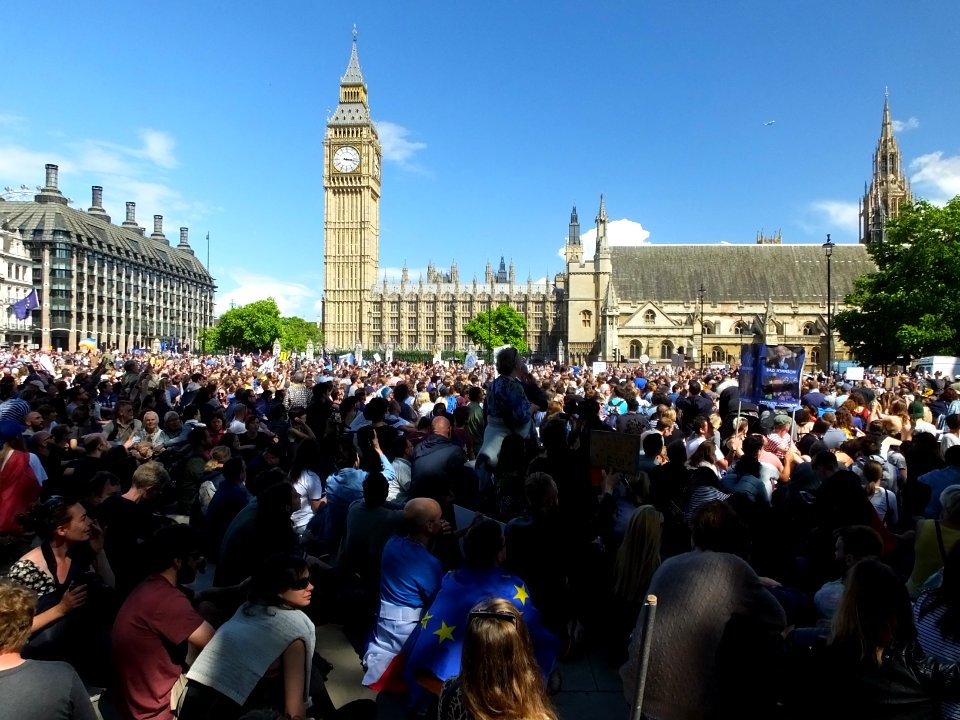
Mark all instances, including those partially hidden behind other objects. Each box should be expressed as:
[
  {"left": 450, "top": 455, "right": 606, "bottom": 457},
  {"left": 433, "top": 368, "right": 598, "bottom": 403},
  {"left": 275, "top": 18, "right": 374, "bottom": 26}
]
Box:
[
  {"left": 860, "top": 90, "right": 912, "bottom": 244},
  {"left": 322, "top": 29, "right": 383, "bottom": 349},
  {"left": 593, "top": 194, "right": 612, "bottom": 331}
]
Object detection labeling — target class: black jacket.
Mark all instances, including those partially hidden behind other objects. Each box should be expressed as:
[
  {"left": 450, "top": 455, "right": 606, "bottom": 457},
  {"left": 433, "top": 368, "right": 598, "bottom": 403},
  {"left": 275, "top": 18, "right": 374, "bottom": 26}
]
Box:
[{"left": 798, "top": 638, "right": 960, "bottom": 720}]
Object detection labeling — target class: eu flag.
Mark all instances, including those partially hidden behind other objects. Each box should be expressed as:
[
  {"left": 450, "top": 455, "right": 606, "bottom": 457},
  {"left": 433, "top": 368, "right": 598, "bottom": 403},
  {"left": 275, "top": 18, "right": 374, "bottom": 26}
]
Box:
[
  {"left": 402, "top": 567, "right": 559, "bottom": 694},
  {"left": 10, "top": 289, "right": 39, "bottom": 320}
]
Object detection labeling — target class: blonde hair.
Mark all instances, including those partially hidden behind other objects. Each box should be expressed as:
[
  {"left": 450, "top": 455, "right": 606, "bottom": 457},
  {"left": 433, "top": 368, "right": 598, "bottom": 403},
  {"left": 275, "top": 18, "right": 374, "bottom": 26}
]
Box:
[
  {"left": 459, "top": 598, "right": 557, "bottom": 720},
  {"left": 205, "top": 445, "right": 232, "bottom": 471},
  {"left": 612, "top": 505, "right": 663, "bottom": 603},
  {"left": 0, "top": 581, "right": 37, "bottom": 652}
]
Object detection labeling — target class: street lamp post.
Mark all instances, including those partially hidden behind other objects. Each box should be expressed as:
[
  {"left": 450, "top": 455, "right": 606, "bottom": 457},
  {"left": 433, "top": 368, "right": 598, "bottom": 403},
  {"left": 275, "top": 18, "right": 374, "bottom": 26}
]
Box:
[
  {"left": 698, "top": 282, "right": 706, "bottom": 373},
  {"left": 822, "top": 234, "right": 835, "bottom": 377}
]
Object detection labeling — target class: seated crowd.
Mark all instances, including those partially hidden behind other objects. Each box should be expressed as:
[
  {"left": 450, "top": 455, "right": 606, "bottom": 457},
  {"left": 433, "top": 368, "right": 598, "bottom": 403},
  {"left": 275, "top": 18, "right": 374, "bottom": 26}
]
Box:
[{"left": 2, "top": 347, "right": 960, "bottom": 719}]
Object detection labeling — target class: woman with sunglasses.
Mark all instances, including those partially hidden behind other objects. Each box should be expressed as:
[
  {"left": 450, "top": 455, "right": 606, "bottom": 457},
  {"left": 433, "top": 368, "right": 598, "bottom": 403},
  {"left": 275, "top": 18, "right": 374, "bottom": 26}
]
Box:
[
  {"left": 439, "top": 598, "right": 558, "bottom": 720},
  {"left": 177, "top": 553, "right": 316, "bottom": 720}
]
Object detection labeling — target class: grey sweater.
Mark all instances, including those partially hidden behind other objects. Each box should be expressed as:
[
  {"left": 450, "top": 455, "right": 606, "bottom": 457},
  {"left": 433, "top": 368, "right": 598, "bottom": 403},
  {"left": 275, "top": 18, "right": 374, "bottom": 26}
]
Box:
[
  {"left": 187, "top": 603, "right": 315, "bottom": 706},
  {"left": 620, "top": 550, "right": 785, "bottom": 720}
]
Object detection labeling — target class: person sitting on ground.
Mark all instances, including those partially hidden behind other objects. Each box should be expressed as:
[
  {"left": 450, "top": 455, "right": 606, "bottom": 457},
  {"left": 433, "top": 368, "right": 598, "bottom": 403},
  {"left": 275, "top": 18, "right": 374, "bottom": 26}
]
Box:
[
  {"left": 178, "top": 554, "right": 316, "bottom": 720},
  {"left": 336, "top": 471, "right": 404, "bottom": 608},
  {"left": 205, "top": 457, "right": 252, "bottom": 562},
  {"left": 197, "top": 446, "right": 232, "bottom": 515},
  {"left": 6, "top": 496, "right": 115, "bottom": 685},
  {"left": 907, "top": 485, "right": 960, "bottom": 600},
  {"left": 438, "top": 597, "right": 558, "bottom": 720},
  {"left": 405, "top": 519, "right": 559, "bottom": 700},
  {"left": 363, "top": 498, "right": 445, "bottom": 692},
  {"left": 112, "top": 525, "right": 216, "bottom": 720},
  {"left": 812, "top": 524, "right": 884, "bottom": 620},
  {"left": 97, "top": 461, "right": 169, "bottom": 598},
  {"left": 620, "top": 501, "right": 787, "bottom": 719},
  {"left": 0, "top": 580, "right": 97, "bottom": 720}
]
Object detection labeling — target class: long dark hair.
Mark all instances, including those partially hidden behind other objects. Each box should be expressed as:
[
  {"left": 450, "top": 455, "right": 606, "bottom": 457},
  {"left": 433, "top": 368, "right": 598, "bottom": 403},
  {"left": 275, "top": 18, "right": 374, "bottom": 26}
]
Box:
[
  {"left": 245, "top": 553, "right": 310, "bottom": 613},
  {"left": 289, "top": 438, "right": 324, "bottom": 481},
  {"left": 917, "top": 542, "right": 960, "bottom": 641}
]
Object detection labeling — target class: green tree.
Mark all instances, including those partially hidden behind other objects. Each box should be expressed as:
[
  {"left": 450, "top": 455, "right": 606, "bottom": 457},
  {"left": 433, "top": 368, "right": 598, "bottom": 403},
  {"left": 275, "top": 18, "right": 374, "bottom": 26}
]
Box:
[
  {"left": 835, "top": 196, "right": 960, "bottom": 365},
  {"left": 464, "top": 304, "right": 528, "bottom": 354},
  {"left": 279, "top": 316, "right": 324, "bottom": 352},
  {"left": 209, "top": 298, "right": 283, "bottom": 353}
]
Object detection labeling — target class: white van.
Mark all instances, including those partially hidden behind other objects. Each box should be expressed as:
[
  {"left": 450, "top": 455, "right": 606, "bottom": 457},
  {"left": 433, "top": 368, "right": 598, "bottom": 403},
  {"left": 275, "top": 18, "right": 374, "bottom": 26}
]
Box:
[{"left": 915, "top": 356, "right": 960, "bottom": 379}]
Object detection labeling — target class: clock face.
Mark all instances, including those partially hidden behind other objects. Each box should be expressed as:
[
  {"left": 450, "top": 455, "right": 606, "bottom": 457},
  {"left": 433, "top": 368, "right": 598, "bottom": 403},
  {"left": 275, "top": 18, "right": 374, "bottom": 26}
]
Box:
[
  {"left": 373, "top": 153, "right": 381, "bottom": 179},
  {"left": 333, "top": 145, "right": 360, "bottom": 173}
]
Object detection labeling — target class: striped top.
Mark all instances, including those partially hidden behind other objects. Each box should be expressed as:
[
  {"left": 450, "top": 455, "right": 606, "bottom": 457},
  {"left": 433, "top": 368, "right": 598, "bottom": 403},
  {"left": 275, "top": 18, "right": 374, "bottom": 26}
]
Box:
[{"left": 913, "top": 591, "right": 960, "bottom": 720}]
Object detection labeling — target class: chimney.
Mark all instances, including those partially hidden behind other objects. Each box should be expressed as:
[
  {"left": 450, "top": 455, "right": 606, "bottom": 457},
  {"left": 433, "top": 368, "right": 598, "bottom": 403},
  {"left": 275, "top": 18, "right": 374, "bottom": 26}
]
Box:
[
  {"left": 87, "top": 186, "right": 110, "bottom": 221},
  {"left": 177, "top": 227, "right": 194, "bottom": 255},
  {"left": 35, "top": 163, "right": 67, "bottom": 205},
  {"left": 44, "top": 164, "right": 59, "bottom": 190},
  {"left": 151, "top": 215, "right": 170, "bottom": 244},
  {"left": 122, "top": 201, "right": 139, "bottom": 228}
]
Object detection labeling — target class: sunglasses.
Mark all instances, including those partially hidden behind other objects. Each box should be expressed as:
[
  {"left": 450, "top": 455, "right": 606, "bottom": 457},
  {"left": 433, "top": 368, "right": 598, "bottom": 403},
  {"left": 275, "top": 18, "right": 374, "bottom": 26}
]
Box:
[
  {"left": 468, "top": 609, "right": 517, "bottom": 625},
  {"left": 290, "top": 577, "right": 311, "bottom": 590}
]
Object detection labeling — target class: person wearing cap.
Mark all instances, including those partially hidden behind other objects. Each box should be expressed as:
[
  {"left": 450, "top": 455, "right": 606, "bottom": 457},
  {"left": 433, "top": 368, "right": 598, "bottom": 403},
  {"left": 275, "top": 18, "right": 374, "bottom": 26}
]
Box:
[
  {"left": 0, "top": 419, "right": 40, "bottom": 536},
  {"left": 909, "top": 400, "right": 939, "bottom": 436}
]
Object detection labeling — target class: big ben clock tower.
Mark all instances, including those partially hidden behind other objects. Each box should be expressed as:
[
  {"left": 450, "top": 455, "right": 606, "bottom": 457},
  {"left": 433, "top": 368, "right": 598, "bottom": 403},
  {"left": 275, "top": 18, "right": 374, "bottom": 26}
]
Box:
[{"left": 322, "top": 28, "right": 382, "bottom": 350}]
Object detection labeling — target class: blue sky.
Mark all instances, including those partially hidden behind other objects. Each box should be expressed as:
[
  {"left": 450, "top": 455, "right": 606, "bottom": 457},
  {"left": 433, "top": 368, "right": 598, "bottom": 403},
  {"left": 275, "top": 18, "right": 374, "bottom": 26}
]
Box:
[{"left": 1, "top": 2, "right": 957, "bottom": 320}]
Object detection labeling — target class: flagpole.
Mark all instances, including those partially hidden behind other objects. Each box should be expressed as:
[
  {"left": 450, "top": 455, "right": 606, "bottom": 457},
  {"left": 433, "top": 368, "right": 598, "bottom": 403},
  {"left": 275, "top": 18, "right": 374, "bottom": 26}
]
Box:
[{"left": 206, "top": 232, "right": 210, "bottom": 272}]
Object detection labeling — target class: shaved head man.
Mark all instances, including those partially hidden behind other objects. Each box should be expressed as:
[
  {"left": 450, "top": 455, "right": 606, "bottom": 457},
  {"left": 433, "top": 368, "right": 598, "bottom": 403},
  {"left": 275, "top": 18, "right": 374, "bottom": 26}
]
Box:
[{"left": 363, "top": 498, "right": 445, "bottom": 689}]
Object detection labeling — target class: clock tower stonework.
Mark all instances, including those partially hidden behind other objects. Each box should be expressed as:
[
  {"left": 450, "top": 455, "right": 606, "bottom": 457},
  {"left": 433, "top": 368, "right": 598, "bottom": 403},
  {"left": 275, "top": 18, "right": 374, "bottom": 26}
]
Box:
[{"left": 322, "top": 31, "right": 382, "bottom": 350}]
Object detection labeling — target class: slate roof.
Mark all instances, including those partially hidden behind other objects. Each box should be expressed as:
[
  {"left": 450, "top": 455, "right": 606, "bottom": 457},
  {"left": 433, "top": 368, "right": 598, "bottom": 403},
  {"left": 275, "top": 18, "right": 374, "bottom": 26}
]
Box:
[
  {"left": 609, "top": 244, "right": 873, "bottom": 303},
  {"left": 0, "top": 199, "right": 214, "bottom": 285}
]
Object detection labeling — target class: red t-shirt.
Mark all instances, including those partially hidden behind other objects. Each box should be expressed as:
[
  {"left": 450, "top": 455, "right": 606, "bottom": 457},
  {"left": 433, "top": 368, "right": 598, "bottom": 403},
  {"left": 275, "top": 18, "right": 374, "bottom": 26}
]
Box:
[{"left": 112, "top": 574, "right": 205, "bottom": 720}]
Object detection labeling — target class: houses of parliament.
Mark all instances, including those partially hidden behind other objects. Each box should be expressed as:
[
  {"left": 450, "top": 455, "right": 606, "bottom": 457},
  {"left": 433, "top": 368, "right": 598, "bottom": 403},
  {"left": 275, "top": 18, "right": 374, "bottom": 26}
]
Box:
[{"left": 321, "top": 36, "right": 908, "bottom": 369}]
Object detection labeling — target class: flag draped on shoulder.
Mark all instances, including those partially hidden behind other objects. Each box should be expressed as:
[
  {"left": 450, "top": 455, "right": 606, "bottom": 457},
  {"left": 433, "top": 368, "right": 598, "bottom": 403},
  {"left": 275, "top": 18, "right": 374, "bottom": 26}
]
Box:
[{"left": 402, "top": 567, "right": 559, "bottom": 693}]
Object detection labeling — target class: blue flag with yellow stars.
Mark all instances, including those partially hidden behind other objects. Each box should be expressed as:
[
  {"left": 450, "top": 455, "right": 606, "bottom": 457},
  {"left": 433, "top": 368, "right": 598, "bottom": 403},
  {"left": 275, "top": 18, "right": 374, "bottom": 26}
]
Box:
[{"left": 402, "top": 567, "right": 559, "bottom": 694}]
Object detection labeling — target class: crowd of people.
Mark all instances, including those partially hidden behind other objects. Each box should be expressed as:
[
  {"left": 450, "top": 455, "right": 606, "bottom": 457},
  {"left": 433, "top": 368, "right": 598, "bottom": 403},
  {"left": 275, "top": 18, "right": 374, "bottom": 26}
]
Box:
[{"left": 3, "top": 344, "right": 960, "bottom": 719}]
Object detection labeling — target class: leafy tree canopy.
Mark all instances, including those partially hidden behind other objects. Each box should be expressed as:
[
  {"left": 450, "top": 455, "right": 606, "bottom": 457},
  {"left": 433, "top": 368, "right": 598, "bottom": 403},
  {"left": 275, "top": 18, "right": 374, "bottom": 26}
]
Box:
[
  {"left": 205, "top": 300, "right": 325, "bottom": 354},
  {"left": 835, "top": 196, "right": 960, "bottom": 365},
  {"left": 279, "top": 315, "right": 324, "bottom": 353},
  {"left": 464, "top": 304, "right": 528, "bottom": 354}
]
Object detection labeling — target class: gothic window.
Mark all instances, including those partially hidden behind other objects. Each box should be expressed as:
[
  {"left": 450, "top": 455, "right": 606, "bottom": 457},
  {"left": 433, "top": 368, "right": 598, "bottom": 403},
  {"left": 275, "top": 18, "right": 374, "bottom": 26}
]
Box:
[
  {"left": 702, "top": 321, "right": 715, "bottom": 335},
  {"left": 802, "top": 322, "right": 818, "bottom": 336},
  {"left": 629, "top": 340, "right": 641, "bottom": 358},
  {"left": 733, "top": 321, "right": 750, "bottom": 335},
  {"left": 389, "top": 302, "right": 400, "bottom": 313},
  {"left": 426, "top": 316, "right": 435, "bottom": 331},
  {"left": 660, "top": 341, "right": 673, "bottom": 360},
  {"left": 810, "top": 348, "right": 820, "bottom": 366},
  {"left": 407, "top": 316, "right": 416, "bottom": 331},
  {"left": 581, "top": 310, "right": 592, "bottom": 328},
  {"left": 644, "top": 309, "right": 656, "bottom": 324},
  {"left": 711, "top": 346, "right": 726, "bottom": 362}
]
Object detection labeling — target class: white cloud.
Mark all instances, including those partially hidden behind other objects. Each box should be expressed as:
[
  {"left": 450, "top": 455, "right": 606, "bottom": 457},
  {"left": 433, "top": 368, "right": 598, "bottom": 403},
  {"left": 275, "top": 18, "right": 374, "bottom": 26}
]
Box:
[
  {"left": 137, "top": 129, "right": 178, "bottom": 169},
  {"left": 892, "top": 117, "right": 920, "bottom": 133},
  {"left": 910, "top": 152, "right": 960, "bottom": 203},
  {"left": 375, "top": 120, "right": 426, "bottom": 165},
  {"left": 807, "top": 200, "right": 860, "bottom": 235},
  {"left": 0, "top": 122, "right": 206, "bottom": 236},
  {"left": 556, "top": 218, "right": 651, "bottom": 259},
  {"left": 215, "top": 268, "right": 319, "bottom": 318}
]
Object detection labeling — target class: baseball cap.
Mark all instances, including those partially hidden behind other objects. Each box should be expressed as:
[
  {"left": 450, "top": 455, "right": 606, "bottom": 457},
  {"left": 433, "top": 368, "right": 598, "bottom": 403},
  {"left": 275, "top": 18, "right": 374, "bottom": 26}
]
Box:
[
  {"left": 908, "top": 400, "right": 925, "bottom": 419},
  {"left": 0, "top": 419, "right": 26, "bottom": 443}
]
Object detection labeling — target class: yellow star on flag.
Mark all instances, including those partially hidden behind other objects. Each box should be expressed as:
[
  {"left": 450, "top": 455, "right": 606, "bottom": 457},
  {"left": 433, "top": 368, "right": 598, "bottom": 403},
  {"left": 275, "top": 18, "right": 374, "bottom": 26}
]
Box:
[
  {"left": 420, "top": 612, "right": 434, "bottom": 630},
  {"left": 433, "top": 620, "right": 456, "bottom": 644},
  {"left": 513, "top": 584, "right": 529, "bottom": 606}
]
